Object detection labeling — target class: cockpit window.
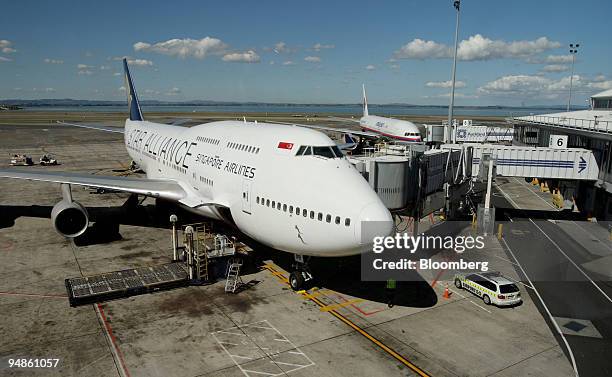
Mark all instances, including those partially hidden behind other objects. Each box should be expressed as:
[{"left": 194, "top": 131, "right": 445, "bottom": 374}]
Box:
[
  {"left": 296, "top": 145, "right": 343, "bottom": 159},
  {"left": 312, "top": 146, "right": 335, "bottom": 158},
  {"left": 331, "top": 145, "right": 343, "bottom": 157}
]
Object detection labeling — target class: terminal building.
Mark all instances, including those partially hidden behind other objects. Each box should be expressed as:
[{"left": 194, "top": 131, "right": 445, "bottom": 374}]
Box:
[{"left": 512, "top": 89, "right": 612, "bottom": 219}]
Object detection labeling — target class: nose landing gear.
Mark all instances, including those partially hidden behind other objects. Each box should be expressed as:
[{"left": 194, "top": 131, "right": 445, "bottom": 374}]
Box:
[{"left": 289, "top": 254, "right": 314, "bottom": 291}]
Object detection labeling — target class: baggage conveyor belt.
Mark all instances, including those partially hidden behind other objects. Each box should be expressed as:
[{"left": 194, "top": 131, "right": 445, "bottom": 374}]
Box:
[{"left": 65, "top": 262, "right": 190, "bottom": 307}]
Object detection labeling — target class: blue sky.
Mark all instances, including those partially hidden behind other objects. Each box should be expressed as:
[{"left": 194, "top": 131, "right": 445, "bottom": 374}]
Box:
[{"left": 1, "top": 0, "right": 610, "bottom": 105}]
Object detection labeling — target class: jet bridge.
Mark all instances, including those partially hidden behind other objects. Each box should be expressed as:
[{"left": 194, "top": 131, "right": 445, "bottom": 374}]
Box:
[{"left": 440, "top": 143, "right": 599, "bottom": 181}]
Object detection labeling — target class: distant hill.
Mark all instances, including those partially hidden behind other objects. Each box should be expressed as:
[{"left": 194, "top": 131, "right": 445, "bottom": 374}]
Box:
[{"left": 0, "top": 98, "right": 588, "bottom": 111}]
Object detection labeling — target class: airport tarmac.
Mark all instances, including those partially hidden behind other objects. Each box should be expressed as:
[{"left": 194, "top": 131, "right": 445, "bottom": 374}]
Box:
[{"left": 0, "top": 118, "right": 573, "bottom": 377}]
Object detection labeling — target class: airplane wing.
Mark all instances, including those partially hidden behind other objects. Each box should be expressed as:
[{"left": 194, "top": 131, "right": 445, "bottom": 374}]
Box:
[
  {"left": 327, "top": 116, "right": 361, "bottom": 124},
  {"left": 56, "top": 121, "right": 124, "bottom": 134},
  {"left": 0, "top": 169, "right": 220, "bottom": 208},
  {"left": 266, "top": 120, "right": 379, "bottom": 138}
]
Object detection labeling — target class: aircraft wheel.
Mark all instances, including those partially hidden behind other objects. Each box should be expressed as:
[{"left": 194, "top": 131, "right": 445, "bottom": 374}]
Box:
[{"left": 289, "top": 271, "right": 304, "bottom": 291}]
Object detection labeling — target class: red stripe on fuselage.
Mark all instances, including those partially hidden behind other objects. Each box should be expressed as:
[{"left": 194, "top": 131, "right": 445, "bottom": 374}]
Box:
[{"left": 361, "top": 124, "right": 421, "bottom": 142}]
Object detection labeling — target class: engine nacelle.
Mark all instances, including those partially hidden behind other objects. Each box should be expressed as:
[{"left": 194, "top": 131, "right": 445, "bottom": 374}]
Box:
[{"left": 51, "top": 200, "right": 89, "bottom": 238}]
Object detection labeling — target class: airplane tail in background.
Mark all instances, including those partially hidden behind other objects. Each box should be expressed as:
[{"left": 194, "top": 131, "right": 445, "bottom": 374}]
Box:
[
  {"left": 362, "top": 84, "right": 369, "bottom": 117},
  {"left": 123, "top": 58, "right": 144, "bottom": 121}
]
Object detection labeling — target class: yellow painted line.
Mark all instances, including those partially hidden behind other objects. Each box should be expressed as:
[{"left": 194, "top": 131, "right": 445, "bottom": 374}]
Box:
[
  {"left": 319, "top": 298, "right": 364, "bottom": 312},
  {"left": 262, "top": 263, "right": 432, "bottom": 377}
]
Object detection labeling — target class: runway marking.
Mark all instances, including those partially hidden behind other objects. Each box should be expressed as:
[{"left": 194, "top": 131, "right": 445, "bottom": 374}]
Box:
[
  {"left": 318, "top": 298, "right": 364, "bottom": 312},
  {"left": 262, "top": 263, "right": 431, "bottom": 377},
  {"left": 500, "top": 238, "right": 579, "bottom": 377},
  {"left": 95, "top": 303, "right": 131, "bottom": 377},
  {"left": 448, "top": 288, "right": 492, "bottom": 314},
  {"left": 528, "top": 218, "right": 612, "bottom": 304},
  {"left": 512, "top": 177, "right": 559, "bottom": 211},
  {"left": 212, "top": 319, "right": 314, "bottom": 377}
]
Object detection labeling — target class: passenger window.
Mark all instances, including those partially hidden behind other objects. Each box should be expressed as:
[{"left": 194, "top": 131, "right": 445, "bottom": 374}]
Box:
[
  {"left": 276, "top": 202, "right": 281, "bottom": 210},
  {"left": 310, "top": 211, "right": 314, "bottom": 219},
  {"left": 335, "top": 216, "right": 340, "bottom": 224},
  {"left": 266, "top": 199, "right": 270, "bottom": 207},
  {"left": 256, "top": 196, "right": 260, "bottom": 204},
  {"left": 345, "top": 218, "right": 351, "bottom": 226},
  {"left": 272, "top": 201, "right": 276, "bottom": 207},
  {"left": 303, "top": 209, "right": 307, "bottom": 217},
  {"left": 283, "top": 204, "right": 287, "bottom": 212},
  {"left": 296, "top": 206, "right": 300, "bottom": 214},
  {"left": 317, "top": 213, "right": 323, "bottom": 221},
  {"left": 326, "top": 214, "right": 331, "bottom": 223},
  {"left": 289, "top": 206, "right": 293, "bottom": 214}
]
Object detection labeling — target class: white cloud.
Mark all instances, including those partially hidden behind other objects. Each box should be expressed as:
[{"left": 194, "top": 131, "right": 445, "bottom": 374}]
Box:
[
  {"left": 282, "top": 60, "right": 295, "bottom": 66},
  {"left": 545, "top": 54, "right": 573, "bottom": 64},
  {"left": 396, "top": 39, "right": 450, "bottom": 60},
  {"left": 424, "top": 92, "right": 478, "bottom": 99},
  {"left": 78, "top": 70, "right": 93, "bottom": 76},
  {"left": 44, "top": 58, "right": 63, "bottom": 64},
  {"left": 0, "top": 56, "right": 12, "bottom": 62},
  {"left": 127, "top": 58, "right": 153, "bottom": 66},
  {"left": 99, "top": 65, "right": 111, "bottom": 70},
  {"left": 222, "top": 50, "right": 260, "bottom": 63},
  {"left": 365, "top": 64, "right": 376, "bottom": 71},
  {"left": 312, "top": 43, "right": 334, "bottom": 51},
  {"left": 166, "top": 87, "right": 181, "bottom": 96},
  {"left": 390, "top": 64, "right": 400, "bottom": 69},
  {"left": 541, "top": 64, "right": 569, "bottom": 73},
  {"left": 13, "top": 87, "right": 22, "bottom": 91},
  {"left": 426, "top": 80, "right": 466, "bottom": 88},
  {"left": 304, "top": 56, "right": 321, "bottom": 63},
  {"left": 118, "top": 86, "right": 126, "bottom": 92},
  {"left": 144, "top": 89, "right": 161, "bottom": 95},
  {"left": 396, "top": 34, "right": 560, "bottom": 61},
  {"left": 588, "top": 80, "right": 612, "bottom": 90},
  {"left": 32, "top": 87, "right": 56, "bottom": 93},
  {"left": 134, "top": 37, "right": 228, "bottom": 59},
  {"left": 0, "top": 40, "right": 15, "bottom": 54},
  {"left": 77, "top": 64, "right": 92, "bottom": 69},
  {"left": 476, "top": 74, "right": 611, "bottom": 99}
]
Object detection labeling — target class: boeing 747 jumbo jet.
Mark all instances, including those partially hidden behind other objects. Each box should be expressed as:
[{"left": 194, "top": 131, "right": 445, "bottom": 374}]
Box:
[
  {"left": 0, "top": 59, "right": 393, "bottom": 290},
  {"left": 274, "top": 85, "right": 422, "bottom": 143}
]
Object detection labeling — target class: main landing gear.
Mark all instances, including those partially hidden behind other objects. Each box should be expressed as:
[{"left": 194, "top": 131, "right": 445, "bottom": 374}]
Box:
[{"left": 289, "top": 254, "right": 314, "bottom": 291}]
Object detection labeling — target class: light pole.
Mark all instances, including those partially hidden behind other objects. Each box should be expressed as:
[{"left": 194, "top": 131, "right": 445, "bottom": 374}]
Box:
[
  {"left": 446, "top": 0, "right": 461, "bottom": 143},
  {"left": 566, "top": 43, "right": 579, "bottom": 112}
]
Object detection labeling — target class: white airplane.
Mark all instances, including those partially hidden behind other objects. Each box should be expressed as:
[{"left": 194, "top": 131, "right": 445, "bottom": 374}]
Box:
[
  {"left": 0, "top": 59, "right": 393, "bottom": 290},
  {"left": 274, "top": 85, "right": 422, "bottom": 143}
]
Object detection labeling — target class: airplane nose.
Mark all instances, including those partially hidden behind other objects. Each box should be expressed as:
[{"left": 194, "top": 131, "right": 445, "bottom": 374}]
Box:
[{"left": 355, "top": 201, "right": 394, "bottom": 246}]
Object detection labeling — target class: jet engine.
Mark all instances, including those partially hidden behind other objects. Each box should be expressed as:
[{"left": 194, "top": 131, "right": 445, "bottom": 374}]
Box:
[{"left": 51, "top": 200, "right": 89, "bottom": 238}]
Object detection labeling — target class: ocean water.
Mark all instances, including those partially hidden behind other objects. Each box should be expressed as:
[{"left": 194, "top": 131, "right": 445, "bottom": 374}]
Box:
[{"left": 21, "top": 104, "right": 564, "bottom": 117}]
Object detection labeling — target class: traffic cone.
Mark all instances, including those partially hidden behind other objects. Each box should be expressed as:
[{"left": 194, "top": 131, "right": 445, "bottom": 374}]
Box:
[{"left": 443, "top": 284, "right": 451, "bottom": 299}]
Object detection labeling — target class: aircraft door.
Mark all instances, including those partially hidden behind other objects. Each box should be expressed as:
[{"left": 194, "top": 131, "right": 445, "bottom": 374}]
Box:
[{"left": 241, "top": 179, "right": 252, "bottom": 214}]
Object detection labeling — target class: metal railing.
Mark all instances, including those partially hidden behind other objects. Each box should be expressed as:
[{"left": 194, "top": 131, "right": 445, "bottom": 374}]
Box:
[{"left": 514, "top": 115, "right": 612, "bottom": 134}]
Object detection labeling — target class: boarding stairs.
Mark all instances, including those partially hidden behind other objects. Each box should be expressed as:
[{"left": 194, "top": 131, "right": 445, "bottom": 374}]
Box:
[{"left": 225, "top": 258, "right": 243, "bottom": 293}]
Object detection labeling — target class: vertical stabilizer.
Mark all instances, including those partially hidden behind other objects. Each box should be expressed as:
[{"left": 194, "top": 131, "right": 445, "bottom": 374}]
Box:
[
  {"left": 362, "top": 84, "right": 369, "bottom": 117},
  {"left": 123, "top": 58, "right": 144, "bottom": 121}
]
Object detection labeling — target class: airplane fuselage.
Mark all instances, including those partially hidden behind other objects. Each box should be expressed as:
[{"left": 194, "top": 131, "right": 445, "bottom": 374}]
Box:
[
  {"left": 359, "top": 115, "right": 421, "bottom": 142},
  {"left": 124, "top": 119, "right": 393, "bottom": 257}
]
